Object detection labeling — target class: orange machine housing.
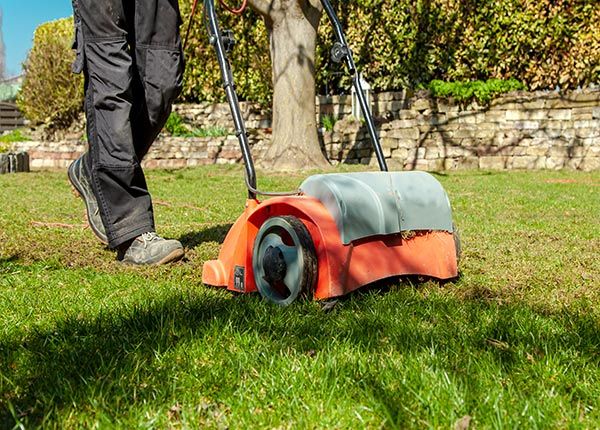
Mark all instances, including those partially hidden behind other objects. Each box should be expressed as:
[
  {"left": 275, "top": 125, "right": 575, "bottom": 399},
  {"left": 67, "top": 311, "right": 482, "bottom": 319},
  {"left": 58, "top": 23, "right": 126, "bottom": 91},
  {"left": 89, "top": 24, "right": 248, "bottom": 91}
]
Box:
[{"left": 202, "top": 196, "right": 458, "bottom": 300}]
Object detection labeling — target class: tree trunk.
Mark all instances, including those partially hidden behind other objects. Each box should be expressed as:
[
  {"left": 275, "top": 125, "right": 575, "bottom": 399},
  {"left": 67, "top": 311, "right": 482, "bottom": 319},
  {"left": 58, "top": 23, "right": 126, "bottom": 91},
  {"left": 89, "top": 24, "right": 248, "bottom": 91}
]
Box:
[{"left": 250, "top": 1, "right": 329, "bottom": 170}]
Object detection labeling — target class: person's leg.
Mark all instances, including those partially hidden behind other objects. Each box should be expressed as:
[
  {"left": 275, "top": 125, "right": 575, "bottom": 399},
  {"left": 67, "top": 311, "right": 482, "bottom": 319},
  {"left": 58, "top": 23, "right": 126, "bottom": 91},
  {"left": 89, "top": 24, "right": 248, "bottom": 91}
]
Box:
[
  {"left": 131, "top": 0, "right": 185, "bottom": 160},
  {"left": 73, "top": 0, "right": 156, "bottom": 249}
]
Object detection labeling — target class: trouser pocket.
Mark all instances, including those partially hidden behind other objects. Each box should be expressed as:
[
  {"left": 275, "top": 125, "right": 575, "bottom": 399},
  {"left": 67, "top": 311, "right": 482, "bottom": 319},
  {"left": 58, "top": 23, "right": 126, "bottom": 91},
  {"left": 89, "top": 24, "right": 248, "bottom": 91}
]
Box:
[{"left": 143, "top": 46, "right": 185, "bottom": 126}]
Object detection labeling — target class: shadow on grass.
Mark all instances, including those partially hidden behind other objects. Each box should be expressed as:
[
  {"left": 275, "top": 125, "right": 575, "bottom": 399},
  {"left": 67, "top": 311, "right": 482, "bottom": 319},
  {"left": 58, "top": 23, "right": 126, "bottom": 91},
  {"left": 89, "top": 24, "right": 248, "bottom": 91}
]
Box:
[
  {"left": 1, "top": 282, "right": 599, "bottom": 426},
  {"left": 178, "top": 224, "right": 233, "bottom": 249}
]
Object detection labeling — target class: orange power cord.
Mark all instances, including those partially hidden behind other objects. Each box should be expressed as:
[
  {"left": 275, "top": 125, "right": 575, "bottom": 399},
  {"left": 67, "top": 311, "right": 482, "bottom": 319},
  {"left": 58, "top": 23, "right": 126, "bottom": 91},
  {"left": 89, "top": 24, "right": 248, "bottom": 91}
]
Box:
[
  {"left": 219, "top": 0, "right": 248, "bottom": 15},
  {"left": 183, "top": 0, "right": 247, "bottom": 50}
]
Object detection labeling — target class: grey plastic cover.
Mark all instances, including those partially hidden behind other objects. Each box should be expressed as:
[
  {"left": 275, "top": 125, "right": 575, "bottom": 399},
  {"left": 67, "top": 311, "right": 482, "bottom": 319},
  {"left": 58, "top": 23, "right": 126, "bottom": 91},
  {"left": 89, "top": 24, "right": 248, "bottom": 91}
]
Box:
[{"left": 300, "top": 171, "right": 453, "bottom": 244}]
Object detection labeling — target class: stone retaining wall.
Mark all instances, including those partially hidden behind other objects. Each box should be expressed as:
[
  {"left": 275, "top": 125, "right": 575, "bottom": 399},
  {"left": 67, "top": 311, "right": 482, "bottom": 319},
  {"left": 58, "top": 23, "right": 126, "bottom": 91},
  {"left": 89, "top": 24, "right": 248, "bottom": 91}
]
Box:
[
  {"left": 9, "top": 90, "right": 600, "bottom": 171},
  {"left": 321, "top": 90, "right": 600, "bottom": 171}
]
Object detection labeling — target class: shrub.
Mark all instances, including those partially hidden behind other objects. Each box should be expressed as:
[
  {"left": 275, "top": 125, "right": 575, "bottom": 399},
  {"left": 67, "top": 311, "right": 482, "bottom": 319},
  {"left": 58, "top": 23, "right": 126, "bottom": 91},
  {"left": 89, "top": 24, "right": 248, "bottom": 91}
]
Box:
[
  {"left": 164, "top": 112, "right": 228, "bottom": 137},
  {"left": 164, "top": 112, "right": 189, "bottom": 136},
  {"left": 17, "top": 1, "right": 599, "bottom": 128},
  {"left": 427, "top": 78, "right": 527, "bottom": 104},
  {"left": 321, "top": 114, "right": 337, "bottom": 131},
  {"left": 0, "top": 129, "right": 31, "bottom": 145},
  {"left": 179, "top": 3, "right": 272, "bottom": 104},
  {"left": 316, "top": 0, "right": 599, "bottom": 95},
  {"left": 180, "top": 0, "right": 598, "bottom": 103},
  {"left": 17, "top": 18, "right": 84, "bottom": 129}
]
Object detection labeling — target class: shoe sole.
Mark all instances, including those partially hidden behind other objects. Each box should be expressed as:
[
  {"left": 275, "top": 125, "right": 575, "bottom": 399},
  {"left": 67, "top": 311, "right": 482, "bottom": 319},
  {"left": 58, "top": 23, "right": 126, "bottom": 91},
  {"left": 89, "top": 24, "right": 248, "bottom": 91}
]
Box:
[
  {"left": 121, "top": 248, "right": 185, "bottom": 266},
  {"left": 68, "top": 163, "right": 109, "bottom": 245},
  {"left": 156, "top": 248, "right": 185, "bottom": 265}
]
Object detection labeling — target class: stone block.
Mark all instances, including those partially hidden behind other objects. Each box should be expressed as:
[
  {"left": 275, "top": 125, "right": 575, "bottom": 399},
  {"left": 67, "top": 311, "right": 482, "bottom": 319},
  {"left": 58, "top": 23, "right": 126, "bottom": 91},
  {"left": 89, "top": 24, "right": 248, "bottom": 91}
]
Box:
[
  {"left": 575, "top": 128, "right": 600, "bottom": 139},
  {"left": 455, "top": 157, "right": 479, "bottom": 169},
  {"left": 390, "top": 119, "right": 418, "bottom": 128},
  {"left": 391, "top": 148, "right": 409, "bottom": 160},
  {"left": 567, "top": 92, "right": 600, "bottom": 103},
  {"left": 511, "top": 156, "right": 539, "bottom": 169},
  {"left": 411, "top": 99, "right": 431, "bottom": 111},
  {"left": 424, "top": 147, "right": 442, "bottom": 159},
  {"left": 582, "top": 137, "right": 600, "bottom": 148},
  {"left": 513, "top": 121, "right": 540, "bottom": 130},
  {"left": 473, "top": 129, "right": 497, "bottom": 140},
  {"left": 548, "top": 146, "right": 569, "bottom": 158},
  {"left": 453, "top": 129, "right": 477, "bottom": 138},
  {"left": 457, "top": 114, "right": 478, "bottom": 124},
  {"left": 385, "top": 158, "right": 405, "bottom": 170},
  {"left": 398, "top": 110, "right": 417, "bottom": 120},
  {"left": 381, "top": 137, "right": 399, "bottom": 150},
  {"left": 545, "top": 156, "right": 566, "bottom": 170},
  {"left": 445, "top": 145, "right": 467, "bottom": 158},
  {"left": 398, "top": 139, "right": 418, "bottom": 149},
  {"left": 389, "top": 128, "right": 420, "bottom": 140},
  {"left": 479, "top": 156, "right": 506, "bottom": 170},
  {"left": 525, "top": 145, "right": 549, "bottom": 157},
  {"left": 506, "top": 110, "right": 546, "bottom": 120},
  {"left": 580, "top": 157, "right": 600, "bottom": 171},
  {"left": 572, "top": 108, "right": 594, "bottom": 121},
  {"left": 574, "top": 120, "right": 600, "bottom": 129},
  {"left": 521, "top": 100, "right": 546, "bottom": 109},
  {"left": 436, "top": 102, "right": 459, "bottom": 113},
  {"left": 566, "top": 157, "right": 584, "bottom": 170},
  {"left": 427, "top": 114, "right": 448, "bottom": 125},
  {"left": 505, "top": 110, "right": 526, "bottom": 121},
  {"left": 548, "top": 109, "right": 572, "bottom": 120},
  {"left": 412, "top": 159, "right": 433, "bottom": 171}
]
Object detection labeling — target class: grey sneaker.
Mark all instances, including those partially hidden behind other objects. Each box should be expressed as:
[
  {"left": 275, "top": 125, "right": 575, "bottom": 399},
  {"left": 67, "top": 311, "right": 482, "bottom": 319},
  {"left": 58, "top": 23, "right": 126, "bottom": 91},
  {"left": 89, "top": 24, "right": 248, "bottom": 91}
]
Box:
[
  {"left": 68, "top": 155, "right": 108, "bottom": 244},
  {"left": 118, "top": 232, "right": 184, "bottom": 265}
]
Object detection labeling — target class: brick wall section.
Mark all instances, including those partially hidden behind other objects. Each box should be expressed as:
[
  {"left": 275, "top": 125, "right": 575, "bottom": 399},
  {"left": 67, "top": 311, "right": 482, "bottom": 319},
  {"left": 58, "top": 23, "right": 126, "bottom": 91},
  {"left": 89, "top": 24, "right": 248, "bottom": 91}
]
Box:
[{"left": 10, "top": 90, "right": 600, "bottom": 171}]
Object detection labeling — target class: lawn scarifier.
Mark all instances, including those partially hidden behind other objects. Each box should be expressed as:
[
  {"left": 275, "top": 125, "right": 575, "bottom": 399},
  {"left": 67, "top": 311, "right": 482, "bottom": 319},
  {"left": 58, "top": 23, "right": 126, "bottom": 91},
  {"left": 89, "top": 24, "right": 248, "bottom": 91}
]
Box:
[{"left": 199, "top": 0, "right": 460, "bottom": 305}]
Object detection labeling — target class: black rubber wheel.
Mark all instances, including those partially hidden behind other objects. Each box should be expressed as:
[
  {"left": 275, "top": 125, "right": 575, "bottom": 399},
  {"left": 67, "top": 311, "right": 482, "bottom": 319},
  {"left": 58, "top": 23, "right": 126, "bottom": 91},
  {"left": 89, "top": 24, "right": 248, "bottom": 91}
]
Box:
[{"left": 252, "top": 216, "right": 317, "bottom": 306}]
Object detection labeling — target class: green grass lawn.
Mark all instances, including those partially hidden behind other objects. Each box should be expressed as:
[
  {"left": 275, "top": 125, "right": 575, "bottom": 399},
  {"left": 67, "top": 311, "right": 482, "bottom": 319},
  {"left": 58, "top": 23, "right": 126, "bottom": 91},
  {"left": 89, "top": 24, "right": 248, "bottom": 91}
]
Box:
[{"left": 0, "top": 166, "right": 599, "bottom": 429}]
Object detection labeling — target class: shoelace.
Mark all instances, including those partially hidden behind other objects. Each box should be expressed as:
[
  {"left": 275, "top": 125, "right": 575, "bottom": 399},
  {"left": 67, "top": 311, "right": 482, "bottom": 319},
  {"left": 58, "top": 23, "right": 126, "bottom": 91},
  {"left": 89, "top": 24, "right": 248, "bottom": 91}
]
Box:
[{"left": 140, "top": 232, "right": 160, "bottom": 248}]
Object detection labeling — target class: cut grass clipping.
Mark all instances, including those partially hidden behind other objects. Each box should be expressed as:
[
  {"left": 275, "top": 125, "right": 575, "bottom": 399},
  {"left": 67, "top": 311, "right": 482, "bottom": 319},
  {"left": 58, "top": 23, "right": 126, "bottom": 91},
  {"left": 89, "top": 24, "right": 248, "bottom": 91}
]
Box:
[{"left": 0, "top": 166, "right": 599, "bottom": 428}]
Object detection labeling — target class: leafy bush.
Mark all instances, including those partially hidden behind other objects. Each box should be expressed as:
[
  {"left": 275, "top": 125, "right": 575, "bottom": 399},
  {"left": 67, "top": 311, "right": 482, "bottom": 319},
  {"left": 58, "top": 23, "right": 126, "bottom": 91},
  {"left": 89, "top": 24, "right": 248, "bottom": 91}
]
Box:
[
  {"left": 316, "top": 0, "right": 599, "bottom": 95},
  {"left": 191, "top": 126, "right": 228, "bottom": 138},
  {"left": 17, "top": 1, "right": 599, "bottom": 130},
  {"left": 181, "top": 0, "right": 598, "bottom": 103},
  {"left": 164, "top": 112, "right": 189, "bottom": 136},
  {"left": 164, "top": 112, "right": 228, "bottom": 137},
  {"left": 427, "top": 78, "right": 527, "bottom": 104},
  {"left": 321, "top": 114, "right": 337, "bottom": 131},
  {"left": 179, "top": 3, "right": 271, "bottom": 104},
  {"left": 0, "top": 129, "right": 31, "bottom": 145},
  {"left": 17, "top": 18, "right": 84, "bottom": 129}
]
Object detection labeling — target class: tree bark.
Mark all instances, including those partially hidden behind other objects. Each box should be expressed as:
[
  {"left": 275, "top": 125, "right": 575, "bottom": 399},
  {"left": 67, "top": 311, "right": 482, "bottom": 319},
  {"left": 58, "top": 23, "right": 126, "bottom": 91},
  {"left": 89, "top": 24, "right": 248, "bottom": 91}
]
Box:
[{"left": 248, "top": 0, "right": 330, "bottom": 170}]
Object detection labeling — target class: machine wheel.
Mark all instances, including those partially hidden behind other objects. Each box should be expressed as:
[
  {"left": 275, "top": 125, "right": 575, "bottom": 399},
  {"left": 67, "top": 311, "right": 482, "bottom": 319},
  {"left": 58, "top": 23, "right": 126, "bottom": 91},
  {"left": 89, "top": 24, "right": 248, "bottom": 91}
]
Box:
[{"left": 252, "top": 216, "right": 317, "bottom": 306}]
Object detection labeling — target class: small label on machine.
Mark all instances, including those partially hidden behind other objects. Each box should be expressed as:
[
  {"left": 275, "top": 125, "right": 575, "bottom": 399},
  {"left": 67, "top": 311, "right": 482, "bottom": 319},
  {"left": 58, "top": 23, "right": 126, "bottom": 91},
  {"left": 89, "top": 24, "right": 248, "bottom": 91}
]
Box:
[{"left": 234, "top": 266, "right": 245, "bottom": 292}]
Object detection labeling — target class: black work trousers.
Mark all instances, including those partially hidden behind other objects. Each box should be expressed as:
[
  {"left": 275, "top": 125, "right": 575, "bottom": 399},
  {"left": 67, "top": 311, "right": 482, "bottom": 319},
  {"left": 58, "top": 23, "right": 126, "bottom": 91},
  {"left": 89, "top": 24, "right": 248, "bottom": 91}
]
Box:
[{"left": 72, "top": 0, "right": 185, "bottom": 248}]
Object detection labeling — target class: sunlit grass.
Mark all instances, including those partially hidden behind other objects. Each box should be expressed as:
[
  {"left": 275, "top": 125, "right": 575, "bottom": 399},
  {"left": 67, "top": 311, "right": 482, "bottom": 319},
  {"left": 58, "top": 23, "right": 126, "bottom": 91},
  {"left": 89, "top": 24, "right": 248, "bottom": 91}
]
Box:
[{"left": 0, "top": 166, "right": 599, "bottom": 428}]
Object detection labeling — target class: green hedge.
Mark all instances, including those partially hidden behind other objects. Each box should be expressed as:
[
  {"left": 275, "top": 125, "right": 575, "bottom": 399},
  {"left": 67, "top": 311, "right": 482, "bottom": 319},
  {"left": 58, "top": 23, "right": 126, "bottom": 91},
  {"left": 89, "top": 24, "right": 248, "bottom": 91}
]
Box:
[
  {"left": 17, "top": 18, "right": 84, "bottom": 129},
  {"left": 16, "top": 1, "right": 599, "bottom": 128},
  {"left": 315, "top": 0, "right": 599, "bottom": 95},
  {"left": 427, "top": 78, "right": 527, "bottom": 104},
  {"left": 179, "top": 2, "right": 271, "bottom": 104},
  {"left": 182, "top": 0, "right": 599, "bottom": 102}
]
